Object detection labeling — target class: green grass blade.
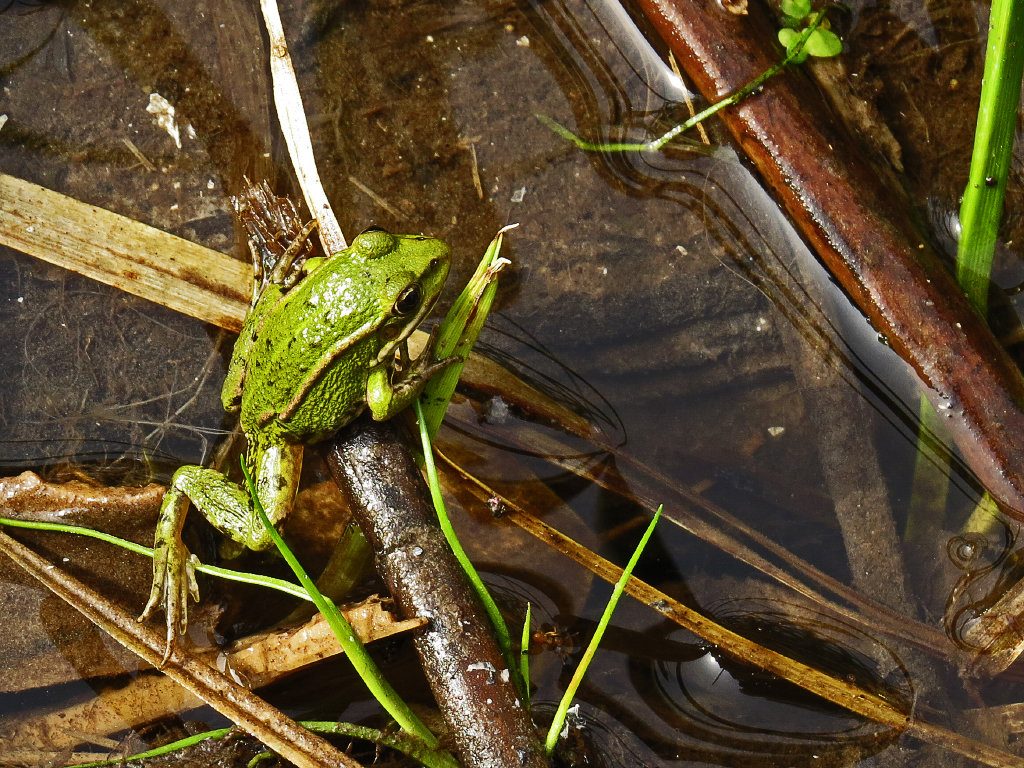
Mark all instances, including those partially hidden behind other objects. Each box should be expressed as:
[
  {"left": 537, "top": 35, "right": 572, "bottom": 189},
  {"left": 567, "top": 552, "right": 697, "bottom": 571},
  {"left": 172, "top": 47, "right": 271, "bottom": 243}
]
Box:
[
  {"left": 520, "top": 601, "right": 532, "bottom": 711},
  {"left": 414, "top": 398, "right": 526, "bottom": 698},
  {"left": 63, "top": 720, "right": 456, "bottom": 768},
  {"left": 544, "top": 507, "right": 662, "bottom": 754},
  {"left": 0, "top": 516, "right": 312, "bottom": 601},
  {"left": 956, "top": 0, "right": 1024, "bottom": 317}
]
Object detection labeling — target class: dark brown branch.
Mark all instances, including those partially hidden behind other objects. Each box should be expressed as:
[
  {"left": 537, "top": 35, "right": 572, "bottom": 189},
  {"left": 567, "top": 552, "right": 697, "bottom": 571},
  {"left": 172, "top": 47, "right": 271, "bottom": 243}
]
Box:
[
  {"left": 633, "top": 0, "right": 1024, "bottom": 519},
  {"left": 324, "top": 416, "right": 548, "bottom": 768}
]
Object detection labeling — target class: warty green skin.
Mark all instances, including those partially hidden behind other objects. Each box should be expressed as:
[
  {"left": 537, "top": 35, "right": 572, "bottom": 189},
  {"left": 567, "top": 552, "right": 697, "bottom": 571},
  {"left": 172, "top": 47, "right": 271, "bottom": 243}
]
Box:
[{"left": 140, "top": 229, "right": 452, "bottom": 648}]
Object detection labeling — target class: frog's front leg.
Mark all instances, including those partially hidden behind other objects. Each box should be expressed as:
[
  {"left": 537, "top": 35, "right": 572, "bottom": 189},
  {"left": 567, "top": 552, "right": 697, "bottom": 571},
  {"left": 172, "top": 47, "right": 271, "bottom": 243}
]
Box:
[
  {"left": 366, "top": 331, "right": 460, "bottom": 421},
  {"left": 140, "top": 439, "right": 303, "bottom": 652}
]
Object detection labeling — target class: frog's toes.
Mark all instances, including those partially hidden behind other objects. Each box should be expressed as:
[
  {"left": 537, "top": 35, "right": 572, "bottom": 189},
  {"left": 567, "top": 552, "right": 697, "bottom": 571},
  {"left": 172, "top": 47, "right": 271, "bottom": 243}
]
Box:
[{"left": 139, "top": 542, "right": 200, "bottom": 643}]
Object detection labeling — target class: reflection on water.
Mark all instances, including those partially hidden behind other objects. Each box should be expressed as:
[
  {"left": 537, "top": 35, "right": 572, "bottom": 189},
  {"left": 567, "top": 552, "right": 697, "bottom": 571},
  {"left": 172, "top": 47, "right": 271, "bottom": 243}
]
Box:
[{"left": 627, "top": 601, "right": 908, "bottom": 763}]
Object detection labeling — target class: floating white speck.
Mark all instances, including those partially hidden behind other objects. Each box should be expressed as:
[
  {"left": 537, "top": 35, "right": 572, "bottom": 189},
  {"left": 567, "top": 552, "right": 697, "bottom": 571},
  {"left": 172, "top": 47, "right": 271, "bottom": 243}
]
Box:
[
  {"left": 767, "top": 426, "right": 785, "bottom": 437},
  {"left": 0, "top": 114, "right": 7, "bottom": 131},
  {"left": 511, "top": 186, "right": 526, "bottom": 203},
  {"left": 516, "top": 35, "right": 530, "bottom": 47},
  {"left": 147, "top": 93, "right": 182, "bottom": 149}
]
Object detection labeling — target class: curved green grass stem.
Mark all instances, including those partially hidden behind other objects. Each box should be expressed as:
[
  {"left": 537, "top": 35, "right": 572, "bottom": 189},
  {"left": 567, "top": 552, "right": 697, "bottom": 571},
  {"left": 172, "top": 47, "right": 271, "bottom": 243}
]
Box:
[
  {"left": 956, "top": 0, "right": 1024, "bottom": 317},
  {"left": 414, "top": 398, "right": 526, "bottom": 699},
  {"left": 57, "top": 720, "right": 450, "bottom": 768},
  {"left": 537, "top": 9, "right": 828, "bottom": 153},
  {"left": 240, "top": 459, "right": 458, "bottom": 767},
  {"left": 0, "top": 516, "right": 310, "bottom": 600}
]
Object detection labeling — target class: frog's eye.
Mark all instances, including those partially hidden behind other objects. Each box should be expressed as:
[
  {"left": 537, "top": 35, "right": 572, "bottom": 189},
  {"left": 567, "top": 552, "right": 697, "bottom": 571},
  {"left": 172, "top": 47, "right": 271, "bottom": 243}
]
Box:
[
  {"left": 393, "top": 283, "right": 423, "bottom": 317},
  {"left": 355, "top": 228, "right": 397, "bottom": 258}
]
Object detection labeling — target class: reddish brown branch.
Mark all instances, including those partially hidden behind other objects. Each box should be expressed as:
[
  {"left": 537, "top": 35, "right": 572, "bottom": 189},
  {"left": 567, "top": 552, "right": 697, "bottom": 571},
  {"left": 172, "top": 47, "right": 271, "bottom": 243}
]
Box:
[{"left": 634, "top": 0, "right": 1024, "bottom": 518}]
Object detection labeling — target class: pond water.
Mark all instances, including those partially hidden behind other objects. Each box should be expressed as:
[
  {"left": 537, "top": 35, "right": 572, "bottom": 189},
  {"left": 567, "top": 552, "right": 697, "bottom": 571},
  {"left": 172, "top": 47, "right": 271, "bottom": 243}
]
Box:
[{"left": 1, "top": 0, "right": 1023, "bottom": 765}]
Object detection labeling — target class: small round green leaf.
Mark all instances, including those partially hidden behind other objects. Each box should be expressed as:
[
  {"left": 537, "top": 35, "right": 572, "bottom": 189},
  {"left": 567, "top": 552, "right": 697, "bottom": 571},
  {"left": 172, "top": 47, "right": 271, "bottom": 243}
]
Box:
[
  {"left": 778, "top": 27, "right": 810, "bottom": 62},
  {"left": 777, "top": 27, "right": 799, "bottom": 47},
  {"left": 805, "top": 28, "right": 842, "bottom": 57},
  {"left": 781, "top": 0, "right": 811, "bottom": 20}
]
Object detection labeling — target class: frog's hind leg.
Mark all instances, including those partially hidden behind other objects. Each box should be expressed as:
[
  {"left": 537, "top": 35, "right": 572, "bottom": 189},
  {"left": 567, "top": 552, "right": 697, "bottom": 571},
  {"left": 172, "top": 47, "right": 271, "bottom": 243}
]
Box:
[
  {"left": 140, "top": 445, "right": 301, "bottom": 655},
  {"left": 139, "top": 465, "right": 240, "bottom": 654}
]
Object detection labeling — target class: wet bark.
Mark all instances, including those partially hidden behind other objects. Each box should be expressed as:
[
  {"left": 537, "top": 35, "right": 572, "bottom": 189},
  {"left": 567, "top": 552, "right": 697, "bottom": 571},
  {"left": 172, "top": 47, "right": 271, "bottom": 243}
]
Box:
[
  {"left": 633, "top": 0, "right": 1024, "bottom": 519},
  {"left": 325, "top": 416, "right": 548, "bottom": 768}
]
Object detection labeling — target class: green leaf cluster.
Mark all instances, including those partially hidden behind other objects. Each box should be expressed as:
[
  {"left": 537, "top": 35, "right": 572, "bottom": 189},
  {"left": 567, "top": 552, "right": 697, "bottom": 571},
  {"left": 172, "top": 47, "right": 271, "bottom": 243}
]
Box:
[{"left": 779, "top": 0, "right": 842, "bottom": 62}]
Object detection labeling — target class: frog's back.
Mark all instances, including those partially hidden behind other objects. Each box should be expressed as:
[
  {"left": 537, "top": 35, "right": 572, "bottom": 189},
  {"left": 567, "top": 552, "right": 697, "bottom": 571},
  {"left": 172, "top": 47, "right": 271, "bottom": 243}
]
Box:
[{"left": 238, "top": 265, "right": 384, "bottom": 440}]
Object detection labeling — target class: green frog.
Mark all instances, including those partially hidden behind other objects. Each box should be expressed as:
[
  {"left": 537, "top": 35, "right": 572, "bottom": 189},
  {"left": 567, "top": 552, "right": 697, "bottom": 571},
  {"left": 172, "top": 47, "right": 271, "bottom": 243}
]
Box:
[{"left": 140, "top": 224, "right": 453, "bottom": 648}]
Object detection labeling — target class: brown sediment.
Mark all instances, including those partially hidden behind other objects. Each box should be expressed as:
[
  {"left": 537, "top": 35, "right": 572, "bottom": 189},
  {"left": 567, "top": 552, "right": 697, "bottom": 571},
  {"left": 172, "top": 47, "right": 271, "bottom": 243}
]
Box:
[{"left": 634, "top": 0, "right": 1024, "bottom": 518}]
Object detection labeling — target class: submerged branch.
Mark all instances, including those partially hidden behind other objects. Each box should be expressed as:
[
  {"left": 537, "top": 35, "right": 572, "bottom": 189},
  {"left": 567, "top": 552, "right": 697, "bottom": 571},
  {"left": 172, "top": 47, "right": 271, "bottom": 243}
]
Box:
[
  {"left": 632, "top": 0, "right": 1024, "bottom": 521},
  {"left": 325, "top": 416, "right": 548, "bottom": 768}
]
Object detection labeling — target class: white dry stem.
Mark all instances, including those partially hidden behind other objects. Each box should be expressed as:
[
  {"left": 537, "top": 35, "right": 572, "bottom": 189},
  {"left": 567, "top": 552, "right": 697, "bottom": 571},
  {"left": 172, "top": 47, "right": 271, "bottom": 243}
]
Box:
[{"left": 259, "top": 0, "right": 347, "bottom": 253}]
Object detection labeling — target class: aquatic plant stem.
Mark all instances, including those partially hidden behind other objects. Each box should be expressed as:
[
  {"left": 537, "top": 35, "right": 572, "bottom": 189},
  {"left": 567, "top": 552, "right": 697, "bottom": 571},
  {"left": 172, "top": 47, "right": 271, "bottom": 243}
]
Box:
[
  {"left": 956, "top": 0, "right": 1024, "bottom": 317},
  {"left": 537, "top": 9, "right": 827, "bottom": 152},
  {"left": 0, "top": 516, "right": 310, "bottom": 600},
  {"left": 520, "top": 602, "right": 532, "bottom": 711},
  {"left": 415, "top": 398, "right": 524, "bottom": 696},
  {"left": 66, "top": 721, "right": 455, "bottom": 768}
]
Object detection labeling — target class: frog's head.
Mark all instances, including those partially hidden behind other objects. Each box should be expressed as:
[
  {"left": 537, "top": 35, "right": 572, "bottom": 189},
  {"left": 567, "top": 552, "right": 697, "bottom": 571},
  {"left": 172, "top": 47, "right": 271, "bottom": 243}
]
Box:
[{"left": 351, "top": 228, "right": 451, "bottom": 362}]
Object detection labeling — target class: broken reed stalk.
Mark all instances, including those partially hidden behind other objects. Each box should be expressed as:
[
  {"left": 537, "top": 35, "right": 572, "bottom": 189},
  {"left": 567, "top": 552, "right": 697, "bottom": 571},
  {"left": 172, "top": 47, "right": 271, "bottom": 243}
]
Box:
[
  {"left": 631, "top": 0, "right": 1024, "bottom": 521},
  {"left": 0, "top": 530, "right": 359, "bottom": 768},
  {"left": 257, "top": 0, "right": 346, "bottom": 253}
]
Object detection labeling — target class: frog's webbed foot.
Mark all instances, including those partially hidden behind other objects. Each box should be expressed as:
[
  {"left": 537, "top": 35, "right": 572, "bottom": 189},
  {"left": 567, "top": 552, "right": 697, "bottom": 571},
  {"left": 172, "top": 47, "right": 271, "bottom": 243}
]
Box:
[
  {"left": 231, "top": 180, "right": 317, "bottom": 300},
  {"left": 139, "top": 479, "right": 201, "bottom": 661}
]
